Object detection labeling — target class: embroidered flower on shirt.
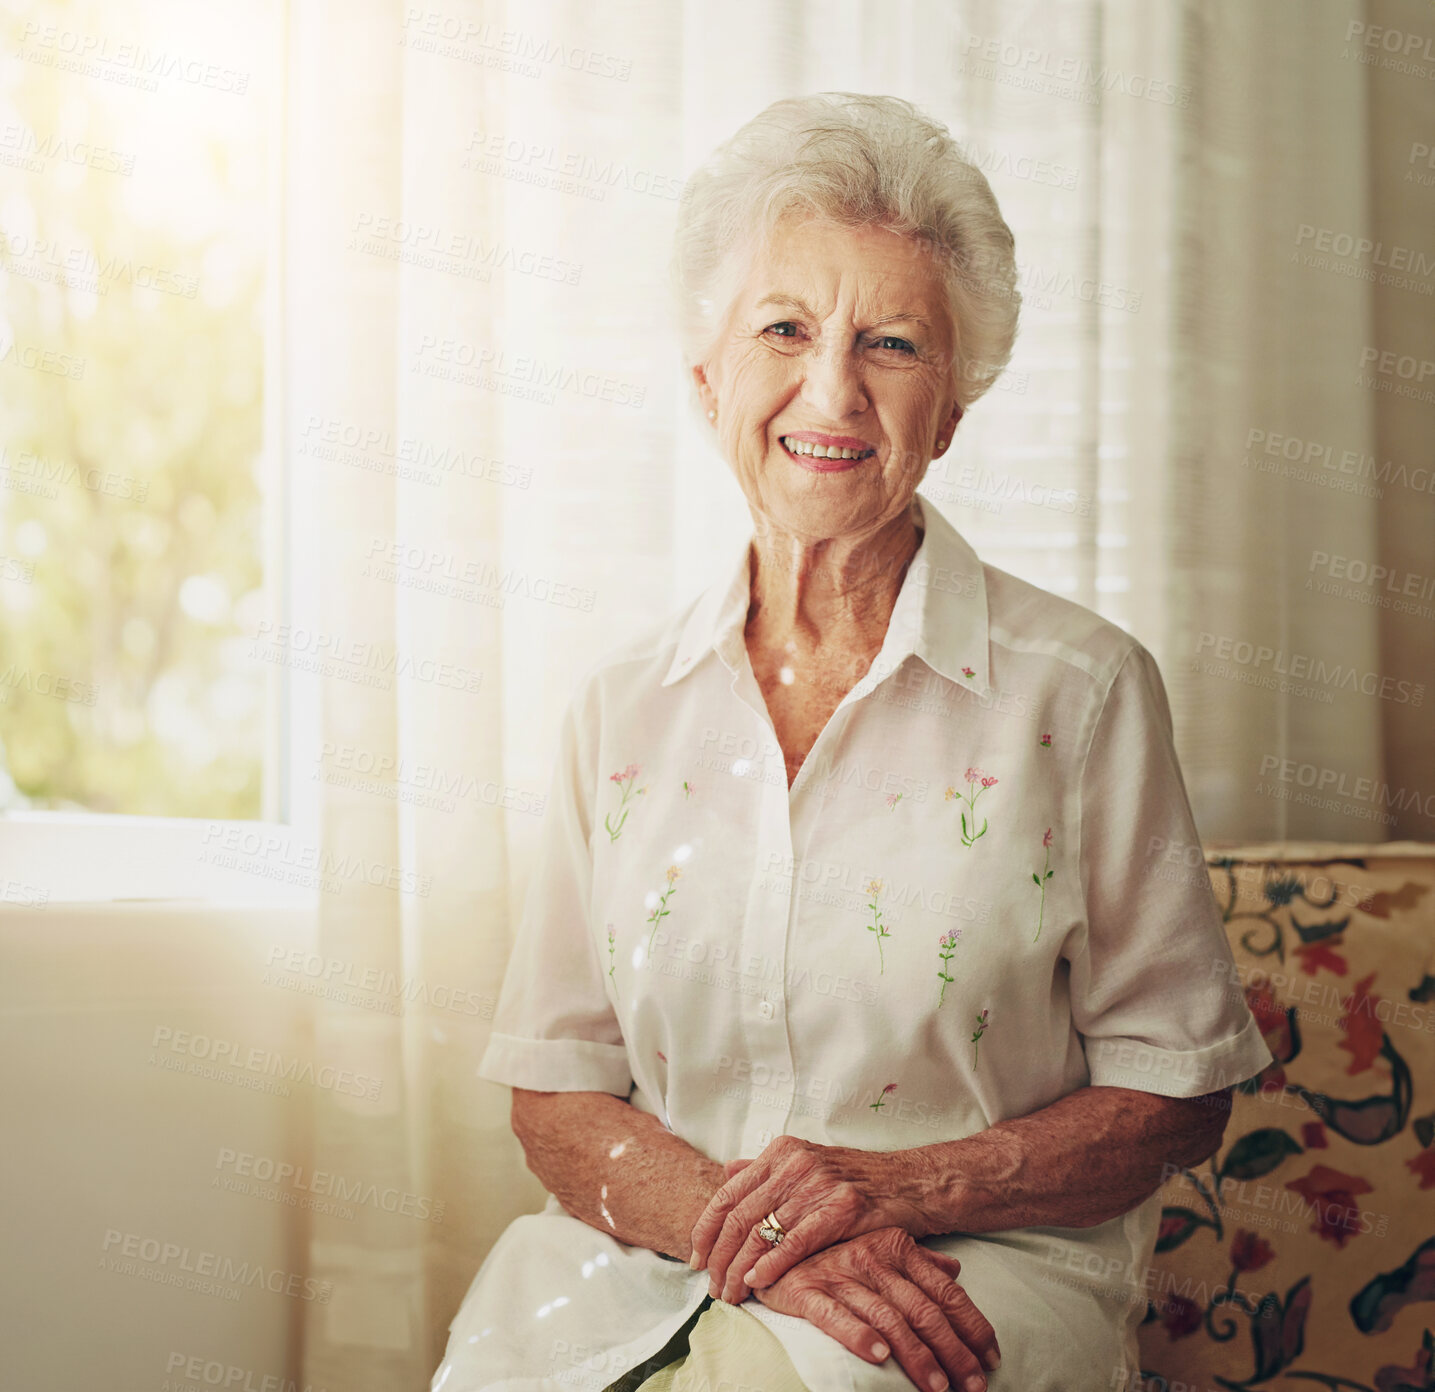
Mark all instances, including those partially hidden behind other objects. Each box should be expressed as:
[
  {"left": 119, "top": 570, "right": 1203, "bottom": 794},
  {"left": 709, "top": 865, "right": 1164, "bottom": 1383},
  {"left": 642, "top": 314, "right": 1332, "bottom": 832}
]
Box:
[
  {"left": 1039, "top": 732, "right": 1052, "bottom": 747},
  {"left": 869, "top": 1082, "right": 898, "bottom": 1112},
  {"left": 885, "top": 792, "right": 902, "bottom": 811},
  {"left": 863, "top": 877, "right": 890, "bottom": 973},
  {"left": 606, "top": 922, "right": 619, "bottom": 998},
  {"left": 682, "top": 780, "right": 695, "bottom": 798},
  {"left": 646, "top": 863, "right": 682, "bottom": 953},
  {"left": 948, "top": 767, "right": 998, "bottom": 846},
  {"left": 972, "top": 1007, "right": 991, "bottom": 1067},
  {"left": 1032, "top": 829, "right": 1055, "bottom": 942},
  {"left": 961, "top": 666, "right": 975, "bottom": 679},
  {"left": 605, "top": 764, "right": 646, "bottom": 842},
  {"left": 936, "top": 928, "right": 961, "bottom": 1006}
]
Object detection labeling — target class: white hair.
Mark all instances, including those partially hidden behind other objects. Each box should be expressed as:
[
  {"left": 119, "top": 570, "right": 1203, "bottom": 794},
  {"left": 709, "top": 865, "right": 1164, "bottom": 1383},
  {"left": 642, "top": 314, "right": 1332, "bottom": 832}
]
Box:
[{"left": 670, "top": 92, "right": 1021, "bottom": 412}]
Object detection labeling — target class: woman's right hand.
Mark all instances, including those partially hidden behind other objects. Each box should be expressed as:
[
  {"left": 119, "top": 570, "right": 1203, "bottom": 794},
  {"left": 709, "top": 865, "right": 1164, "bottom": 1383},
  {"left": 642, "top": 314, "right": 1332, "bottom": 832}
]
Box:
[{"left": 748, "top": 1225, "right": 1000, "bottom": 1392}]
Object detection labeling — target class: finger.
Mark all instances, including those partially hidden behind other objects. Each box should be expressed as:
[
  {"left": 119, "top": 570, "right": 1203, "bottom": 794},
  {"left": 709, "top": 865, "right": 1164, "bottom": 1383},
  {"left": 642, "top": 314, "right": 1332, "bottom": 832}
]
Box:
[
  {"left": 724, "top": 1157, "right": 754, "bottom": 1177},
  {"left": 836, "top": 1279, "right": 950, "bottom": 1392},
  {"left": 708, "top": 1179, "right": 785, "bottom": 1295},
  {"left": 721, "top": 1203, "right": 823, "bottom": 1303},
  {"left": 741, "top": 1208, "right": 840, "bottom": 1291},
  {"left": 869, "top": 1267, "right": 987, "bottom": 1392},
  {"left": 910, "top": 1256, "right": 1000, "bottom": 1374},
  {"left": 769, "top": 1284, "right": 892, "bottom": 1367},
  {"left": 689, "top": 1159, "right": 770, "bottom": 1269},
  {"left": 920, "top": 1245, "right": 962, "bottom": 1279}
]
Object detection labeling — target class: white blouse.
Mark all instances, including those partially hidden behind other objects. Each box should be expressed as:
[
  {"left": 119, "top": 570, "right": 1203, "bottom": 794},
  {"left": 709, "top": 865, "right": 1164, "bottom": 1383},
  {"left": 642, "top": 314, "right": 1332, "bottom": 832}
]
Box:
[{"left": 435, "top": 491, "right": 1274, "bottom": 1392}]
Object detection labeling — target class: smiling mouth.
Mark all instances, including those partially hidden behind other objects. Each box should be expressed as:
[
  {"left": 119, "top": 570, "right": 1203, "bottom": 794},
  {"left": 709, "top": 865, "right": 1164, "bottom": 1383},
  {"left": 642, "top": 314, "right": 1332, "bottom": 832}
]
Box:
[{"left": 779, "top": 436, "right": 876, "bottom": 462}]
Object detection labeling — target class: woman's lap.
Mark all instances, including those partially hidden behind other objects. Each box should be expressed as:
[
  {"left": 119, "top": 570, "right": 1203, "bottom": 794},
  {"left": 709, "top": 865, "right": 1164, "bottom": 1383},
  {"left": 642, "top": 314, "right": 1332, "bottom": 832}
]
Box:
[{"left": 604, "top": 1295, "right": 812, "bottom": 1392}]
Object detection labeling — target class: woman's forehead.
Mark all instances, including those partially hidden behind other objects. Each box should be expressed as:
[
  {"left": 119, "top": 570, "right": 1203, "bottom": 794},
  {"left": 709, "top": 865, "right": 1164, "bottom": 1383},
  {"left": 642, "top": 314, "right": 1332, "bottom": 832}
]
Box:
[{"left": 736, "top": 219, "right": 948, "bottom": 309}]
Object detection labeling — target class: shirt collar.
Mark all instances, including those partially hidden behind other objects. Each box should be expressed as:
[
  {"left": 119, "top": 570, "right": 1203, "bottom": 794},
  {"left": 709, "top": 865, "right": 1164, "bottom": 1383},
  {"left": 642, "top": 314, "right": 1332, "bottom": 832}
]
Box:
[{"left": 659, "top": 492, "right": 992, "bottom": 696}]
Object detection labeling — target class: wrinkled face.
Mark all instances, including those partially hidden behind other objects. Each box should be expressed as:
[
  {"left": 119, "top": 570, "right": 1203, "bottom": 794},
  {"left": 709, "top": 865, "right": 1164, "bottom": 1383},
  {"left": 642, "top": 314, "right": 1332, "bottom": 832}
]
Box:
[{"left": 693, "top": 214, "right": 962, "bottom": 542}]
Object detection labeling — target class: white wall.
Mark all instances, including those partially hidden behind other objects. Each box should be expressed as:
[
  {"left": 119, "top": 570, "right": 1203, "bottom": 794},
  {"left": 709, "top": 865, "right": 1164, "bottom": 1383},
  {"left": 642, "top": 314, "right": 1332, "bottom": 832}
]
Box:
[{"left": 0, "top": 902, "right": 318, "bottom": 1392}]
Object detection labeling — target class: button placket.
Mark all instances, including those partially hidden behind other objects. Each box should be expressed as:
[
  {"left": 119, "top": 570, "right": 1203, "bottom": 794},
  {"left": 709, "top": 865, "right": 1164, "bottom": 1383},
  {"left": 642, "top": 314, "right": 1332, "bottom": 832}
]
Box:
[{"left": 734, "top": 721, "right": 797, "bottom": 1159}]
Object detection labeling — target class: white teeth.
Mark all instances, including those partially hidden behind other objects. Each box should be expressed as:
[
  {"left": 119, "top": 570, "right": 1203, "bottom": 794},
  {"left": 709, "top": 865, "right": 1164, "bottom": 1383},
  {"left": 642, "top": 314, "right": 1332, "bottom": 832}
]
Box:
[{"left": 781, "top": 437, "right": 871, "bottom": 460}]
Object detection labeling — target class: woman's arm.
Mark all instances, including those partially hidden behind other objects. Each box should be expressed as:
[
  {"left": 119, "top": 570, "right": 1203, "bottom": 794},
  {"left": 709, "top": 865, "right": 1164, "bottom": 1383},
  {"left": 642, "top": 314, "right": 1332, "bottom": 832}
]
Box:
[
  {"left": 513, "top": 1088, "right": 1004, "bottom": 1388},
  {"left": 510, "top": 1087, "right": 727, "bottom": 1262},
  {"left": 697, "top": 1085, "right": 1232, "bottom": 1302},
  {"left": 893, "top": 1084, "right": 1232, "bottom": 1238}
]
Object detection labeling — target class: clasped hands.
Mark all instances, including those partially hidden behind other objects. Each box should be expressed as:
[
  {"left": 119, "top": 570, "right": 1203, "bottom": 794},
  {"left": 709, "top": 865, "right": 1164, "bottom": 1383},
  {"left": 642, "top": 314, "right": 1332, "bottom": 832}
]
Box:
[{"left": 686, "top": 1134, "right": 1001, "bottom": 1392}]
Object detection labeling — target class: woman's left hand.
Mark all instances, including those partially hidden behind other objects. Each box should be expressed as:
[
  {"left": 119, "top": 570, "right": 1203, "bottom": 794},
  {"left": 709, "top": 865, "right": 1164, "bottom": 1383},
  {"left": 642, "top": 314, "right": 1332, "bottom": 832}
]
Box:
[{"left": 688, "top": 1135, "right": 933, "bottom": 1304}]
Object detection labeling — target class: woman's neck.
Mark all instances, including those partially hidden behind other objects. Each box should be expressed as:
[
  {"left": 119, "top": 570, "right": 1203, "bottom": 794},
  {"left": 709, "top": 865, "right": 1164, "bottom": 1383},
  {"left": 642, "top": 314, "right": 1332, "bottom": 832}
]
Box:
[{"left": 744, "top": 500, "right": 923, "bottom": 652}]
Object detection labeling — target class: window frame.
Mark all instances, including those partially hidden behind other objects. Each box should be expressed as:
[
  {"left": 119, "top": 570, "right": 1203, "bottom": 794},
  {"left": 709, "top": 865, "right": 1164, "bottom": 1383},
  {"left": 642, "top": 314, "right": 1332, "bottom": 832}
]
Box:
[{"left": 0, "top": 1, "right": 313, "bottom": 908}]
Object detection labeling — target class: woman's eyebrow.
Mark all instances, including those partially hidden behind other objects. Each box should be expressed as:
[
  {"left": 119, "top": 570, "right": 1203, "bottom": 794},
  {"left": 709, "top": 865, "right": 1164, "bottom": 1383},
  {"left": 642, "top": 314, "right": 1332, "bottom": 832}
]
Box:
[
  {"left": 754, "top": 292, "right": 816, "bottom": 315},
  {"left": 868, "top": 312, "right": 931, "bottom": 329},
  {"left": 753, "top": 293, "right": 931, "bottom": 329}
]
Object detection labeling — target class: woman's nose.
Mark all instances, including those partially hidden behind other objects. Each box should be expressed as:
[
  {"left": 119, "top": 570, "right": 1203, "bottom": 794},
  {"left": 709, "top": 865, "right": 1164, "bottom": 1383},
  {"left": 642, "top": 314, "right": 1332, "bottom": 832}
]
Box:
[{"left": 799, "top": 344, "right": 868, "bottom": 419}]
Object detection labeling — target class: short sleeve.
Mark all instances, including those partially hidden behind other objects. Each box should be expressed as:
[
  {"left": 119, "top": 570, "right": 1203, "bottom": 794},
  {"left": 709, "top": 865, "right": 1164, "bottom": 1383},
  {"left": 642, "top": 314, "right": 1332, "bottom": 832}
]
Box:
[
  {"left": 1067, "top": 641, "right": 1274, "bottom": 1098},
  {"left": 477, "top": 682, "right": 634, "bottom": 1097}
]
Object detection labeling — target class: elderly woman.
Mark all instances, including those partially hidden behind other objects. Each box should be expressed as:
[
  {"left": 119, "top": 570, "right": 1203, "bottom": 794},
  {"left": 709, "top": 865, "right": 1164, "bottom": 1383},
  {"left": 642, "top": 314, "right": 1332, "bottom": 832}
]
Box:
[{"left": 433, "top": 93, "right": 1272, "bottom": 1392}]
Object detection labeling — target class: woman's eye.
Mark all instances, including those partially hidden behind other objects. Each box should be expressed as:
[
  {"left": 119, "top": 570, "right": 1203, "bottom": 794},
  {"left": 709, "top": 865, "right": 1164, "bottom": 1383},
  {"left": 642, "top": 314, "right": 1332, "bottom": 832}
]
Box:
[
  {"left": 872, "top": 335, "right": 916, "bottom": 355},
  {"left": 763, "top": 321, "right": 800, "bottom": 340}
]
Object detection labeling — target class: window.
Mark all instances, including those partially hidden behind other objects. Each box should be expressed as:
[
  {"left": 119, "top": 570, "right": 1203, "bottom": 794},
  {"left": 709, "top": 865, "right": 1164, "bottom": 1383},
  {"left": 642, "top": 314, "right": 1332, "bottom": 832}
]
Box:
[{"left": 0, "top": 0, "right": 304, "bottom": 904}]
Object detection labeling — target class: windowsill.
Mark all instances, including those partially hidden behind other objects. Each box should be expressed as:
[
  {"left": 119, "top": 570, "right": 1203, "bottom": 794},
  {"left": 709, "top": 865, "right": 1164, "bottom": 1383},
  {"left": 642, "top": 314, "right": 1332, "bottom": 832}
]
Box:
[{"left": 0, "top": 810, "right": 321, "bottom": 908}]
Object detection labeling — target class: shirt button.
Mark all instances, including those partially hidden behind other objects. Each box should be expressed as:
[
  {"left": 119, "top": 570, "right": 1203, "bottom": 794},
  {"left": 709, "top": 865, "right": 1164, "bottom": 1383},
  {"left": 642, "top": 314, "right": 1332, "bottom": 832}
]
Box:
[
  {"left": 757, "top": 1129, "right": 772, "bottom": 1147},
  {"left": 758, "top": 999, "right": 774, "bottom": 1018}
]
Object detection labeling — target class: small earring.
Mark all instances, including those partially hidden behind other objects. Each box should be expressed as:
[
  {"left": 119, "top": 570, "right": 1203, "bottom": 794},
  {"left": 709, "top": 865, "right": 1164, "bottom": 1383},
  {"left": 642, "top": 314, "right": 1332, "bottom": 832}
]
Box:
[
  {"left": 707, "top": 408, "right": 717, "bottom": 421},
  {"left": 936, "top": 438, "right": 948, "bottom": 450}
]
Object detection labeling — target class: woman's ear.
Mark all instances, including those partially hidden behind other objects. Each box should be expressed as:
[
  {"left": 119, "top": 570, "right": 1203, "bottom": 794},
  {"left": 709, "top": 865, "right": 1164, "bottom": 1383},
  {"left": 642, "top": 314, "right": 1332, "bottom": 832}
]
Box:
[
  {"left": 932, "top": 400, "right": 963, "bottom": 459},
  {"left": 692, "top": 363, "right": 717, "bottom": 420}
]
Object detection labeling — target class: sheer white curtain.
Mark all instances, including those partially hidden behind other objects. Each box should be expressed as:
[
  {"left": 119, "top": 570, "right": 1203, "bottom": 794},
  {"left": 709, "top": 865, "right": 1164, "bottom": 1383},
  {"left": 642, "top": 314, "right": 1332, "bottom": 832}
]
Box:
[{"left": 280, "top": 0, "right": 1432, "bottom": 1383}]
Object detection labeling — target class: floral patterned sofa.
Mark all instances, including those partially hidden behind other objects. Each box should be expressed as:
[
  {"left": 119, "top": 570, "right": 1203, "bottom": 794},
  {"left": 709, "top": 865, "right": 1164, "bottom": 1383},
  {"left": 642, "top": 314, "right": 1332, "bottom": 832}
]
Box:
[{"left": 1135, "top": 841, "right": 1435, "bottom": 1392}]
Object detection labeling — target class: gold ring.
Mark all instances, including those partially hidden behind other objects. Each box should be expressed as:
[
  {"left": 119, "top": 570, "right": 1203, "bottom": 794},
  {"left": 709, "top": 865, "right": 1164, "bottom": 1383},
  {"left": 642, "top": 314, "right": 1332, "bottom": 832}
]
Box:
[{"left": 756, "top": 1210, "right": 786, "bottom": 1246}]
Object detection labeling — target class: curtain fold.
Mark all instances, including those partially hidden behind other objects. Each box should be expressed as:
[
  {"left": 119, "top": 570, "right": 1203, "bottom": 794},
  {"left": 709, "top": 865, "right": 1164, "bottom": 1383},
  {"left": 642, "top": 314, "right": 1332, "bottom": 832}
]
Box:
[{"left": 279, "top": 1, "right": 1433, "bottom": 1383}]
